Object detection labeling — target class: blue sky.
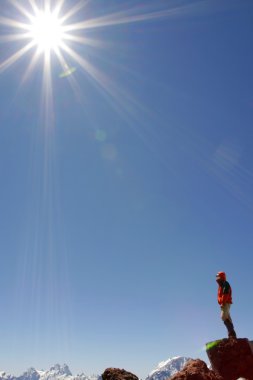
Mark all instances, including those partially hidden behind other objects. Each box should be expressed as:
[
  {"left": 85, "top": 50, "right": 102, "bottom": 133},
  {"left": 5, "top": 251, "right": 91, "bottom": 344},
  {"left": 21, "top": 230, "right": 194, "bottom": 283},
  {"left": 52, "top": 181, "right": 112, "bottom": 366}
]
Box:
[{"left": 0, "top": 0, "right": 253, "bottom": 378}]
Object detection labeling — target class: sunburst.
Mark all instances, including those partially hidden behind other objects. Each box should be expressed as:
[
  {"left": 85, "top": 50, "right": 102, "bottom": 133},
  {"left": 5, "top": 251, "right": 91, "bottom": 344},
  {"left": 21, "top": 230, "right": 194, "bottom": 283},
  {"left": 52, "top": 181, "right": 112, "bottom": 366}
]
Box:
[
  {"left": 0, "top": 0, "right": 184, "bottom": 120},
  {"left": 0, "top": 1, "right": 93, "bottom": 79}
]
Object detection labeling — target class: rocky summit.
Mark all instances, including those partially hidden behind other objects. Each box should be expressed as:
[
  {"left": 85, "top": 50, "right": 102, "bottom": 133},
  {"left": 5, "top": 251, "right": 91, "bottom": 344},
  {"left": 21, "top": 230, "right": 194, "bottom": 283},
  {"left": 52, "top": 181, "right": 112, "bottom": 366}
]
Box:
[{"left": 206, "top": 338, "right": 253, "bottom": 380}]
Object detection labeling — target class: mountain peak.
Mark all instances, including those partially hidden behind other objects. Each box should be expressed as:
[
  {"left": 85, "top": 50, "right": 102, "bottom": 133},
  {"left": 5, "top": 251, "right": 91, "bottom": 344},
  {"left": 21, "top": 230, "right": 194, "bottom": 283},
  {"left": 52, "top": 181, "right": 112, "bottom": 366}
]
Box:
[
  {"left": 48, "top": 364, "right": 72, "bottom": 377},
  {"left": 18, "top": 368, "right": 39, "bottom": 380},
  {"left": 146, "top": 356, "right": 192, "bottom": 380},
  {"left": 0, "top": 372, "right": 13, "bottom": 380},
  {"left": 24, "top": 369, "right": 37, "bottom": 375}
]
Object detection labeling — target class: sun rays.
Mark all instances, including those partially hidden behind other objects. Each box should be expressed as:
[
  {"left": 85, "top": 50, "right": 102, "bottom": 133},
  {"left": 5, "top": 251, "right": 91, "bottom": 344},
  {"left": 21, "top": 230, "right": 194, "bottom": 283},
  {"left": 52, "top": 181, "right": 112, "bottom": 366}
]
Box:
[
  {"left": 0, "top": 0, "right": 189, "bottom": 88},
  {"left": 0, "top": 0, "right": 201, "bottom": 143}
]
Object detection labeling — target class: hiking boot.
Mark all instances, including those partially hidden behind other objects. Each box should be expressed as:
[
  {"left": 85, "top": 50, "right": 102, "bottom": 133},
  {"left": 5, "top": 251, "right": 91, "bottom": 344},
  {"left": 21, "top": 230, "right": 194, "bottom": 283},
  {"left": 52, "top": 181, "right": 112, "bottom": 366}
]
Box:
[
  {"left": 228, "top": 331, "right": 237, "bottom": 339},
  {"left": 224, "top": 319, "right": 237, "bottom": 339}
]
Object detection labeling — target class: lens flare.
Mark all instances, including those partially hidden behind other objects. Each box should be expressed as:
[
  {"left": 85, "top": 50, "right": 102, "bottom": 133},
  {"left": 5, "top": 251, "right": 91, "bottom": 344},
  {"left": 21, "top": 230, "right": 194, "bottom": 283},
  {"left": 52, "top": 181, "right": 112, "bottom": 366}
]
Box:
[{"left": 206, "top": 340, "right": 222, "bottom": 351}]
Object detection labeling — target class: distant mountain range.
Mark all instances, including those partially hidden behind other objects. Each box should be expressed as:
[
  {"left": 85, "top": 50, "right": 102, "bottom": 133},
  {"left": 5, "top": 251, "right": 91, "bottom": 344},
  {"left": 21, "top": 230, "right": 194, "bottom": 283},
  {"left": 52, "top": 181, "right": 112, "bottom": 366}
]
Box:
[
  {"left": 0, "top": 357, "right": 192, "bottom": 380},
  {"left": 0, "top": 364, "right": 101, "bottom": 380}
]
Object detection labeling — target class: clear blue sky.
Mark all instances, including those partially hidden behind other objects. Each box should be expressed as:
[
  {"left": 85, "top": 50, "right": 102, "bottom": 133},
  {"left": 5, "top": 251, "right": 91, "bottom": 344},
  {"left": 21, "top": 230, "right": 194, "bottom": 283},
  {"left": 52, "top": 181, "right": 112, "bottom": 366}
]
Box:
[{"left": 0, "top": 0, "right": 253, "bottom": 378}]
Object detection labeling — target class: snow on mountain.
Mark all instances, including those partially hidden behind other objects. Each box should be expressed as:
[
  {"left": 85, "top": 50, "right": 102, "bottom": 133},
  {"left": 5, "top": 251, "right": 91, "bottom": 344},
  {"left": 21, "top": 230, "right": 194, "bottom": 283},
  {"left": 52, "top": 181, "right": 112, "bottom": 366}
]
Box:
[
  {"left": 41, "top": 364, "right": 72, "bottom": 379},
  {"left": 74, "top": 375, "right": 101, "bottom": 380},
  {"left": 0, "top": 365, "right": 100, "bottom": 380},
  {"left": 0, "top": 372, "right": 13, "bottom": 380},
  {"left": 145, "top": 357, "right": 192, "bottom": 380},
  {"left": 17, "top": 367, "right": 40, "bottom": 380}
]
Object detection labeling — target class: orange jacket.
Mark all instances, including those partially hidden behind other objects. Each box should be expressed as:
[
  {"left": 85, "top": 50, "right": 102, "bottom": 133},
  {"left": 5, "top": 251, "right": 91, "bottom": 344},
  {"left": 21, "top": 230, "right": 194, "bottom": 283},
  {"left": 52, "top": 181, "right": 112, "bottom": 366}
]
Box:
[{"left": 217, "top": 281, "right": 232, "bottom": 305}]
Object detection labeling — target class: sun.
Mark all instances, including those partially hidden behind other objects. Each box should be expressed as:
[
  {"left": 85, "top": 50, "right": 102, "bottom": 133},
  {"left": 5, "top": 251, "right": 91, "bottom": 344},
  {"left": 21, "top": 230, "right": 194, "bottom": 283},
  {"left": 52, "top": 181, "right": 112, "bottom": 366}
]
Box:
[
  {"left": 0, "top": 0, "right": 88, "bottom": 76},
  {"left": 0, "top": 0, "right": 173, "bottom": 110},
  {"left": 29, "top": 10, "right": 65, "bottom": 53}
]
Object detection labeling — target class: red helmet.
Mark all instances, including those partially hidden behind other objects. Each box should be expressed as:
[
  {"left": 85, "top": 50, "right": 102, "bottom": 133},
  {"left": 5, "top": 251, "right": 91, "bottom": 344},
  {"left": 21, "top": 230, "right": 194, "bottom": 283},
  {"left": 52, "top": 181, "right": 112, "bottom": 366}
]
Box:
[{"left": 216, "top": 271, "right": 226, "bottom": 281}]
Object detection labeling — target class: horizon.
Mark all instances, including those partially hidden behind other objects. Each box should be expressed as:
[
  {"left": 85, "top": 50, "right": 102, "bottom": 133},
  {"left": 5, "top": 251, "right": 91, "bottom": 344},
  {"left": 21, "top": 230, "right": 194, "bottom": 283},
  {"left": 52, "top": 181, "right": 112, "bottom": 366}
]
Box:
[
  {"left": 0, "top": 0, "right": 252, "bottom": 379},
  {"left": 0, "top": 357, "right": 195, "bottom": 378}
]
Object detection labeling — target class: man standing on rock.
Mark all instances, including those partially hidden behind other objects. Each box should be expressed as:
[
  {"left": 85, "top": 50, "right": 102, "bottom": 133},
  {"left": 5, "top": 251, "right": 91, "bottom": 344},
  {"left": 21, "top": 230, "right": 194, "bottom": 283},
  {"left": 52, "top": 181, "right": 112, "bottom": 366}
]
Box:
[{"left": 216, "top": 271, "right": 237, "bottom": 338}]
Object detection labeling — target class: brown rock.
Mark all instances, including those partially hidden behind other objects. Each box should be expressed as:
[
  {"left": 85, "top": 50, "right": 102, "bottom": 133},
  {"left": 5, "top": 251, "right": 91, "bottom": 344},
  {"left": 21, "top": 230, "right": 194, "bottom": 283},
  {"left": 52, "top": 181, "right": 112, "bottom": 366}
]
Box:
[
  {"left": 206, "top": 338, "right": 253, "bottom": 380},
  {"left": 102, "top": 368, "right": 139, "bottom": 380},
  {"left": 169, "top": 359, "right": 223, "bottom": 380}
]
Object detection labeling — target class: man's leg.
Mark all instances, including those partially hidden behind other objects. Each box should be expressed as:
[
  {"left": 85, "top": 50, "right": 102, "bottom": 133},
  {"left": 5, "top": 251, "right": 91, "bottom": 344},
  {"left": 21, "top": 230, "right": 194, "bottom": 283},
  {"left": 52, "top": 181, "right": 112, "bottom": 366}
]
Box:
[{"left": 221, "top": 304, "right": 237, "bottom": 338}]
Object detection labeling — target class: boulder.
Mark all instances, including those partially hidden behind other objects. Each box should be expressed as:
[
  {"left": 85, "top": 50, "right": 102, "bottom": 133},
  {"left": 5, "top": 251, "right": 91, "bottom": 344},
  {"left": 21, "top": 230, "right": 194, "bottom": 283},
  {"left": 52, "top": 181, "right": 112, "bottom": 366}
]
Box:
[
  {"left": 206, "top": 338, "right": 253, "bottom": 380},
  {"left": 169, "top": 359, "right": 222, "bottom": 380},
  {"left": 102, "top": 368, "right": 138, "bottom": 380}
]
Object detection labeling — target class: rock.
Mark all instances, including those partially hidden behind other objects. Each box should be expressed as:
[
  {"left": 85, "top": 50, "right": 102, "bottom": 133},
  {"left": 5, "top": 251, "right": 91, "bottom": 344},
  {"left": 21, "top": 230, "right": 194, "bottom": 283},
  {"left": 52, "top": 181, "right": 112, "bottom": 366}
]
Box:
[
  {"left": 102, "top": 368, "right": 138, "bottom": 380},
  {"left": 169, "top": 359, "right": 222, "bottom": 380},
  {"left": 206, "top": 338, "right": 253, "bottom": 380}
]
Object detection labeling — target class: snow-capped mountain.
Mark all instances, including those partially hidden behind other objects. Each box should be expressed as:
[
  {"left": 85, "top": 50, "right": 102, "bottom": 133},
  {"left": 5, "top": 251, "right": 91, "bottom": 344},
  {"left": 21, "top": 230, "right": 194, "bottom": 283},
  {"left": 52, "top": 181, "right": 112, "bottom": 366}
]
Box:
[
  {"left": 40, "top": 364, "right": 72, "bottom": 380},
  {"left": 0, "top": 365, "right": 100, "bottom": 380},
  {"left": 17, "top": 368, "right": 40, "bottom": 380},
  {"left": 145, "top": 357, "right": 192, "bottom": 380},
  {"left": 0, "top": 372, "right": 13, "bottom": 380}
]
